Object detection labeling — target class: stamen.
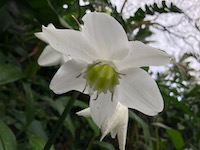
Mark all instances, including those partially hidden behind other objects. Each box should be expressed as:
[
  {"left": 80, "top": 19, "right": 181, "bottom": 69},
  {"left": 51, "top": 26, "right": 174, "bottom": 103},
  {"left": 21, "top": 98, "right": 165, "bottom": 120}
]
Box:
[
  {"left": 111, "top": 91, "right": 114, "bottom": 102},
  {"left": 76, "top": 68, "right": 87, "bottom": 78},
  {"left": 82, "top": 82, "right": 87, "bottom": 93},
  {"left": 72, "top": 15, "right": 82, "bottom": 30},
  {"left": 76, "top": 73, "right": 82, "bottom": 78},
  {"left": 116, "top": 72, "right": 126, "bottom": 76},
  {"left": 93, "top": 93, "right": 99, "bottom": 100}
]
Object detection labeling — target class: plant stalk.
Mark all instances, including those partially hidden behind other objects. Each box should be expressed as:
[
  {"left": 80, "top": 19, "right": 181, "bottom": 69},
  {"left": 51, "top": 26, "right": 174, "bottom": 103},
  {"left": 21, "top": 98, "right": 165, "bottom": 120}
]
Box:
[{"left": 43, "top": 91, "right": 79, "bottom": 150}]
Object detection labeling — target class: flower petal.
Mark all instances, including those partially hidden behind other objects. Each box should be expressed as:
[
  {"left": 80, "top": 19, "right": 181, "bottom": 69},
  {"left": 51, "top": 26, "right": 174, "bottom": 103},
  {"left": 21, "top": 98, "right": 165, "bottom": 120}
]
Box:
[
  {"left": 82, "top": 12, "right": 129, "bottom": 60},
  {"left": 42, "top": 26, "right": 95, "bottom": 63},
  {"left": 50, "top": 59, "right": 88, "bottom": 94},
  {"left": 35, "top": 24, "right": 55, "bottom": 43},
  {"left": 38, "top": 45, "right": 69, "bottom": 66},
  {"left": 35, "top": 32, "right": 48, "bottom": 43},
  {"left": 117, "top": 68, "right": 164, "bottom": 116},
  {"left": 89, "top": 91, "right": 118, "bottom": 128},
  {"left": 76, "top": 108, "right": 91, "bottom": 117},
  {"left": 117, "top": 121, "right": 128, "bottom": 150},
  {"left": 100, "top": 102, "right": 128, "bottom": 150},
  {"left": 115, "top": 41, "right": 171, "bottom": 70}
]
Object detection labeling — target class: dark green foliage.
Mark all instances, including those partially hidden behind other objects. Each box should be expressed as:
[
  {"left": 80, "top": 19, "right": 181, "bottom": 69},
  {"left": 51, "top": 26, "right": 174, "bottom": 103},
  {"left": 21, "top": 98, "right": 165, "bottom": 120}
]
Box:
[{"left": 0, "top": 0, "right": 199, "bottom": 149}]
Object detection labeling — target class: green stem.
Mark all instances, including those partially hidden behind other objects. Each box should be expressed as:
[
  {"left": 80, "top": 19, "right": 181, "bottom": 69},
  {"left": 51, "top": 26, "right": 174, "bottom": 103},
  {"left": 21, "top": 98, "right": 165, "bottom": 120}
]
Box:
[{"left": 43, "top": 91, "right": 79, "bottom": 150}]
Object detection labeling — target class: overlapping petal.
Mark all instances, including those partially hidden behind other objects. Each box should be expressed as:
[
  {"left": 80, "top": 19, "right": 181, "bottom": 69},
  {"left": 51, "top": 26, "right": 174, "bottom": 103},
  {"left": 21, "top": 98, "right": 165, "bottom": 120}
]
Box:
[
  {"left": 115, "top": 41, "right": 171, "bottom": 70},
  {"left": 117, "top": 68, "right": 164, "bottom": 116},
  {"left": 42, "top": 27, "right": 95, "bottom": 63},
  {"left": 89, "top": 92, "right": 118, "bottom": 128},
  {"left": 50, "top": 59, "right": 88, "bottom": 94},
  {"left": 38, "top": 45, "right": 69, "bottom": 66},
  {"left": 82, "top": 12, "right": 129, "bottom": 61}
]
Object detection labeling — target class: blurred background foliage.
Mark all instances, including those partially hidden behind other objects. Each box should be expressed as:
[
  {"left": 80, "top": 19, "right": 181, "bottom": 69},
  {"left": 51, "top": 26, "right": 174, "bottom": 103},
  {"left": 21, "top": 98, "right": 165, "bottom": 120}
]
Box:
[{"left": 0, "top": 0, "right": 200, "bottom": 150}]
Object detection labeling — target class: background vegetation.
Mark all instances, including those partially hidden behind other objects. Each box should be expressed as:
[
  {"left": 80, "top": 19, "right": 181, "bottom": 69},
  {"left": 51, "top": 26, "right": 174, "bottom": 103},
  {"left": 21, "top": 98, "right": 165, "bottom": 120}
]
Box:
[{"left": 0, "top": 0, "right": 199, "bottom": 149}]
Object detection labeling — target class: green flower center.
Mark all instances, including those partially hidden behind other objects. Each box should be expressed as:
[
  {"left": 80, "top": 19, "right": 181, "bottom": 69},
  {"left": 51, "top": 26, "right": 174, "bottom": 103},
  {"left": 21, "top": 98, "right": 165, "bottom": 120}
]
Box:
[{"left": 85, "top": 62, "right": 119, "bottom": 94}]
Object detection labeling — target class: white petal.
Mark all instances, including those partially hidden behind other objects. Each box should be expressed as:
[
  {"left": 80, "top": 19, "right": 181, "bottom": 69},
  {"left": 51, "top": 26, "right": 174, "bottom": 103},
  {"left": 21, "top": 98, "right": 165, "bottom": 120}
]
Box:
[
  {"left": 35, "top": 24, "right": 55, "bottom": 43},
  {"left": 100, "top": 102, "right": 128, "bottom": 150},
  {"left": 50, "top": 59, "right": 88, "bottom": 94},
  {"left": 35, "top": 32, "right": 48, "bottom": 43},
  {"left": 117, "top": 68, "right": 164, "bottom": 116},
  {"left": 82, "top": 12, "right": 129, "bottom": 60},
  {"left": 115, "top": 41, "right": 171, "bottom": 70},
  {"left": 38, "top": 45, "right": 69, "bottom": 66},
  {"left": 89, "top": 91, "right": 118, "bottom": 128},
  {"left": 117, "top": 121, "right": 128, "bottom": 150},
  {"left": 110, "top": 128, "right": 117, "bottom": 139},
  {"left": 60, "top": 55, "right": 71, "bottom": 65},
  {"left": 46, "top": 23, "right": 56, "bottom": 29},
  {"left": 42, "top": 26, "right": 95, "bottom": 63},
  {"left": 76, "top": 108, "right": 91, "bottom": 117}
]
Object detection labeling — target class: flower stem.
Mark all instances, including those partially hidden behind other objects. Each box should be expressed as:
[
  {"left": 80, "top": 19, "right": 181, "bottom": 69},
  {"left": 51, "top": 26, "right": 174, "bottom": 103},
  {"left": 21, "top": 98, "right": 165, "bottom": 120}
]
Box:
[{"left": 43, "top": 91, "right": 79, "bottom": 150}]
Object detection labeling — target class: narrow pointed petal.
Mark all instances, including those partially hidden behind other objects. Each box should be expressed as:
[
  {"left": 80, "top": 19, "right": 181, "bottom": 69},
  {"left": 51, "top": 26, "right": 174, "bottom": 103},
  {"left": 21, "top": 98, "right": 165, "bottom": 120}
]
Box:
[
  {"left": 115, "top": 41, "right": 171, "bottom": 70},
  {"left": 38, "top": 45, "right": 69, "bottom": 66},
  {"left": 50, "top": 59, "right": 88, "bottom": 94},
  {"left": 76, "top": 108, "right": 91, "bottom": 117},
  {"left": 117, "top": 125, "right": 128, "bottom": 150},
  {"left": 42, "top": 26, "right": 95, "bottom": 63},
  {"left": 116, "top": 103, "right": 128, "bottom": 150},
  {"left": 82, "top": 12, "right": 129, "bottom": 60},
  {"left": 117, "top": 68, "right": 164, "bottom": 116},
  {"left": 100, "top": 102, "right": 128, "bottom": 150},
  {"left": 110, "top": 128, "right": 117, "bottom": 139},
  {"left": 89, "top": 92, "right": 118, "bottom": 128},
  {"left": 35, "top": 32, "right": 48, "bottom": 43},
  {"left": 117, "top": 122, "right": 128, "bottom": 150}
]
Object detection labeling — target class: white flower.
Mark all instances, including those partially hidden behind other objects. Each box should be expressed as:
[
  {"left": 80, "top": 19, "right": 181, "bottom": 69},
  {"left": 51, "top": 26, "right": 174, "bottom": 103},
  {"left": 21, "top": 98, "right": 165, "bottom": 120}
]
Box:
[
  {"left": 35, "top": 24, "right": 70, "bottom": 66},
  {"left": 76, "top": 102, "right": 128, "bottom": 150},
  {"left": 36, "top": 12, "right": 170, "bottom": 132}
]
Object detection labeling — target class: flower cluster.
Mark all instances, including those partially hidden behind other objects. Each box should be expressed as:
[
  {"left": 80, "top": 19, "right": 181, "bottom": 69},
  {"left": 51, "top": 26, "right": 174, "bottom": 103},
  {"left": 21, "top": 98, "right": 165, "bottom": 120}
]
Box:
[{"left": 35, "top": 12, "right": 170, "bottom": 150}]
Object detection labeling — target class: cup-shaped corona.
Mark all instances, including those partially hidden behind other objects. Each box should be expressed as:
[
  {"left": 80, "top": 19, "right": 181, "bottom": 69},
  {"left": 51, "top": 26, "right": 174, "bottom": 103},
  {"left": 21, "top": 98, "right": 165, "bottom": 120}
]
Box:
[{"left": 85, "top": 62, "right": 119, "bottom": 95}]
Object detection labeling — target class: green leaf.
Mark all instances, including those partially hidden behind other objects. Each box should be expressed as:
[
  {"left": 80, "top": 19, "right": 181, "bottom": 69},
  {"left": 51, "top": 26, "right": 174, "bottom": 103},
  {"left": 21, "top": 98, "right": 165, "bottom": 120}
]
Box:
[
  {"left": 0, "top": 64, "right": 23, "bottom": 85},
  {"left": 28, "top": 120, "right": 48, "bottom": 141},
  {"left": 132, "top": 8, "right": 145, "bottom": 21},
  {"left": 152, "top": 122, "right": 184, "bottom": 149},
  {"left": 129, "top": 111, "right": 152, "bottom": 148},
  {"left": 23, "top": 83, "right": 36, "bottom": 127},
  {"left": 93, "top": 141, "right": 116, "bottom": 150},
  {"left": 166, "top": 128, "right": 184, "bottom": 149},
  {"left": 29, "top": 135, "right": 54, "bottom": 150},
  {"left": 24, "top": 61, "right": 40, "bottom": 78},
  {"left": 0, "top": 119, "right": 17, "bottom": 150},
  {"left": 28, "top": 135, "right": 54, "bottom": 150}
]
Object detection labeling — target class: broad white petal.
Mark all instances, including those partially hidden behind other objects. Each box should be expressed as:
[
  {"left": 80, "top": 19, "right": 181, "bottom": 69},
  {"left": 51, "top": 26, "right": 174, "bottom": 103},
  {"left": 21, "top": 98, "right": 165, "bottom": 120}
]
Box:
[
  {"left": 42, "top": 26, "right": 95, "bottom": 63},
  {"left": 89, "top": 91, "right": 118, "bottom": 128},
  {"left": 38, "top": 45, "right": 69, "bottom": 66},
  {"left": 50, "top": 59, "right": 87, "bottom": 94},
  {"left": 117, "top": 68, "right": 164, "bottom": 116},
  {"left": 76, "top": 108, "right": 91, "bottom": 117},
  {"left": 115, "top": 41, "right": 171, "bottom": 70},
  {"left": 82, "top": 12, "right": 129, "bottom": 60}
]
